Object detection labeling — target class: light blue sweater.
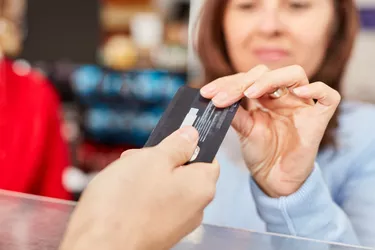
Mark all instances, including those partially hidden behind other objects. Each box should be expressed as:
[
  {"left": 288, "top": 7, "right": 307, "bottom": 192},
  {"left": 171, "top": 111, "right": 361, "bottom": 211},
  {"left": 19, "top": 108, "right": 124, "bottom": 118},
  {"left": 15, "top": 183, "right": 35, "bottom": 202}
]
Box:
[{"left": 202, "top": 101, "right": 375, "bottom": 248}]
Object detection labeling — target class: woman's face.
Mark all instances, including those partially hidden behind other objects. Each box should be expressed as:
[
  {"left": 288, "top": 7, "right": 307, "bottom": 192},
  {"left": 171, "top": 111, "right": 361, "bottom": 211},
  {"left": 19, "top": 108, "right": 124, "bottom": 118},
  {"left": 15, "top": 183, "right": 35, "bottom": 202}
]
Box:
[{"left": 223, "top": 0, "right": 335, "bottom": 78}]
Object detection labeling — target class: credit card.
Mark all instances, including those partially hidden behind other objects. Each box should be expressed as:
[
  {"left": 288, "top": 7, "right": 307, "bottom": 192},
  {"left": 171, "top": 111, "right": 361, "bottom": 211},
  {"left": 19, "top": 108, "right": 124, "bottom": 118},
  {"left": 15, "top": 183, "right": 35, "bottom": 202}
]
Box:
[{"left": 144, "top": 85, "right": 240, "bottom": 164}]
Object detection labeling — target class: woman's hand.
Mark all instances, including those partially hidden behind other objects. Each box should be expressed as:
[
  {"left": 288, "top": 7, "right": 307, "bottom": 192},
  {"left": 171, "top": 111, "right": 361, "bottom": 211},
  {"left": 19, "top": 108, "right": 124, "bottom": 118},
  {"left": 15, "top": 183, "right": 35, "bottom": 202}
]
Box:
[{"left": 200, "top": 65, "right": 340, "bottom": 198}]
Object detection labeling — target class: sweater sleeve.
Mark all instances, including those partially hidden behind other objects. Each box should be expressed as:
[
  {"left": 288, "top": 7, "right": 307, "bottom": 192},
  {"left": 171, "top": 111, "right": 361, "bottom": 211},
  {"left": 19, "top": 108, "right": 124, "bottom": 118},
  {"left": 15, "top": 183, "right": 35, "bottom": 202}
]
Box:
[
  {"left": 336, "top": 147, "right": 375, "bottom": 248},
  {"left": 250, "top": 163, "right": 361, "bottom": 247}
]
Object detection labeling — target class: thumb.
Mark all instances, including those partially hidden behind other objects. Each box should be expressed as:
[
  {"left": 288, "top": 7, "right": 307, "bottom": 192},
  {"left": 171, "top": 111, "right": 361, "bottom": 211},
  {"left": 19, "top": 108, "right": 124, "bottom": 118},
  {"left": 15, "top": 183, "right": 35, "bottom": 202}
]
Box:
[
  {"left": 155, "top": 126, "right": 199, "bottom": 168},
  {"left": 231, "top": 105, "right": 254, "bottom": 138}
]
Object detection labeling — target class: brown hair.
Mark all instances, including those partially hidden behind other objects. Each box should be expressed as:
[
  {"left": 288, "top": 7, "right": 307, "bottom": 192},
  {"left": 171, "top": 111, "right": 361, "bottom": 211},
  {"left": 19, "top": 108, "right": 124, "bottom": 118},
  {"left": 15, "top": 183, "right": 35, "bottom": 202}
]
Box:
[{"left": 194, "top": 0, "right": 359, "bottom": 149}]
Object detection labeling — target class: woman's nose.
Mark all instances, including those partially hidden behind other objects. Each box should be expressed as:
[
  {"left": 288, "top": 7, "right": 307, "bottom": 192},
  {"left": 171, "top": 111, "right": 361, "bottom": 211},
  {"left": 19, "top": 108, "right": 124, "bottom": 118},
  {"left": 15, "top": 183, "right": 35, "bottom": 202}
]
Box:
[{"left": 255, "top": 9, "right": 284, "bottom": 36}]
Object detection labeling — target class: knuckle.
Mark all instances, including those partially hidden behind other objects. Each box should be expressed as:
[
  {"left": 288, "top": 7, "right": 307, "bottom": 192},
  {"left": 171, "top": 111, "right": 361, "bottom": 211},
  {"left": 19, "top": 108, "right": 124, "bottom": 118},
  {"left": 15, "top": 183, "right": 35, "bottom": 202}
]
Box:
[
  {"left": 121, "top": 149, "right": 140, "bottom": 158},
  {"left": 203, "top": 172, "right": 217, "bottom": 199},
  {"left": 332, "top": 89, "right": 341, "bottom": 103},
  {"left": 210, "top": 77, "right": 224, "bottom": 89},
  {"left": 253, "top": 64, "right": 270, "bottom": 73},
  {"left": 203, "top": 166, "right": 216, "bottom": 180},
  {"left": 192, "top": 213, "right": 204, "bottom": 229},
  {"left": 206, "top": 185, "right": 216, "bottom": 202},
  {"left": 224, "top": 73, "right": 238, "bottom": 82},
  {"left": 194, "top": 171, "right": 216, "bottom": 202},
  {"left": 271, "top": 82, "right": 280, "bottom": 90},
  {"left": 201, "top": 184, "right": 216, "bottom": 204},
  {"left": 213, "top": 76, "right": 224, "bottom": 85},
  {"left": 211, "top": 163, "right": 220, "bottom": 180},
  {"left": 291, "top": 64, "right": 305, "bottom": 76},
  {"left": 234, "top": 73, "right": 250, "bottom": 93},
  {"left": 120, "top": 150, "right": 130, "bottom": 158},
  {"left": 315, "top": 81, "right": 341, "bottom": 103},
  {"left": 315, "top": 81, "right": 326, "bottom": 88},
  {"left": 237, "top": 72, "right": 247, "bottom": 78},
  {"left": 214, "top": 164, "right": 220, "bottom": 178},
  {"left": 197, "top": 213, "right": 204, "bottom": 224},
  {"left": 235, "top": 82, "right": 248, "bottom": 94}
]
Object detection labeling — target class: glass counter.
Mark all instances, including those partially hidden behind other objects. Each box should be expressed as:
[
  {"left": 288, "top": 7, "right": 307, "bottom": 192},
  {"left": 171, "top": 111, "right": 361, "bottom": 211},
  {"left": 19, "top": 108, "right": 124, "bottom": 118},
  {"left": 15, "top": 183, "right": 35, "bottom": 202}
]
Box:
[{"left": 0, "top": 190, "right": 370, "bottom": 250}]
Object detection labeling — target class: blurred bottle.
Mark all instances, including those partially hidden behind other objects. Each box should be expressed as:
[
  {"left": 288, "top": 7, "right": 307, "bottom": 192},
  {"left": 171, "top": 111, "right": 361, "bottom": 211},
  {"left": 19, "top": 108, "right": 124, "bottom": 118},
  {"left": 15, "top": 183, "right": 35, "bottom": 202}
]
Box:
[
  {"left": 99, "top": 70, "right": 123, "bottom": 97},
  {"left": 132, "top": 109, "right": 163, "bottom": 140},
  {"left": 104, "top": 0, "right": 151, "bottom": 4},
  {"left": 72, "top": 65, "right": 186, "bottom": 104},
  {"left": 84, "top": 106, "right": 164, "bottom": 147},
  {"left": 101, "top": 35, "right": 138, "bottom": 70},
  {"left": 150, "top": 44, "right": 187, "bottom": 71},
  {"left": 71, "top": 65, "right": 103, "bottom": 98},
  {"left": 129, "top": 12, "right": 164, "bottom": 68},
  {"left": 100, "top": 0, "right": 153, "bottom": 33}
]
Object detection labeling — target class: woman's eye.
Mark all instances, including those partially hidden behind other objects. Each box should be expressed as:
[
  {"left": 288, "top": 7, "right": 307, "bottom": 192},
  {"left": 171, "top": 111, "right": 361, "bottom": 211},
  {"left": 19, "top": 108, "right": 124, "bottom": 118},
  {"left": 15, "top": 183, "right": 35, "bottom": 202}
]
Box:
[
  {"left": 288, "top": 1, "right": 311, "bottom": 10},
  {"left": 236, "top": 1, "right": 256, "bottom": 10}
]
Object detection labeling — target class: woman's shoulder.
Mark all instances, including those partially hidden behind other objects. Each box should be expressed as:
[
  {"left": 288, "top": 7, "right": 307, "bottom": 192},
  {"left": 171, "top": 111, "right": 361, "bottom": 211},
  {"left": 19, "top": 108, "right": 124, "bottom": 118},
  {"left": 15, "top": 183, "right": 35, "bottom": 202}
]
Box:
[
  {"left": 5, "top": 59, "right": 60, "bottom": 105},
  {"left": 320, "top": 100, "right": 375, "bottom": 169},
  {"left": 316, "top": 100, "right": 375, "bottom": 199},
  {"left": 338, "top": 100, "right": 375, "bottom": 148}
]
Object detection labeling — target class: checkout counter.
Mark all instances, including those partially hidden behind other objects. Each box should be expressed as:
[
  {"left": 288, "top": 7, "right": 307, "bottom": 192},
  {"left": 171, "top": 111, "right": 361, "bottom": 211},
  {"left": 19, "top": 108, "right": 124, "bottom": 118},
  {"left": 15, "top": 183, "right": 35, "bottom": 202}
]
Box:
[{"left": 0, "top": 190, "right": 370, "bottom": 250}]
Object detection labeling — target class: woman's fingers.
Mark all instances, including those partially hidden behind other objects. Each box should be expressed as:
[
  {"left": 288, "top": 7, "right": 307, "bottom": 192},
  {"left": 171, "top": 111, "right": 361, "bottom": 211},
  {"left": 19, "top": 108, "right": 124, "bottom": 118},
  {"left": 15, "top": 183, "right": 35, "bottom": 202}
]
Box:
[
  {"left": 200, "top": 65, "right": 336, "bottom": 116},
  {"left": 200, "top": 65, "right": 310, "bottom": 108},
  {"left": 292, "top": 81, "right": 341, "bottom": 113},
  {"left": 200, "top": 65, "right": 270, "bottom": 108},
  {"left": 244, "top": 65, "right": 310, "bottom": 99}
]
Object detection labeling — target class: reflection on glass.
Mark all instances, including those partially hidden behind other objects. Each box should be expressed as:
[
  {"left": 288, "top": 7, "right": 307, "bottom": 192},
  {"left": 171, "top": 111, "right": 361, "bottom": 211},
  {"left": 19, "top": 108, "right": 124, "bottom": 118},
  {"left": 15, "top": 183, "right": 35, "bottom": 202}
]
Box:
[{"left": 0, "top": 189, "right": 370, "bottom": 250}]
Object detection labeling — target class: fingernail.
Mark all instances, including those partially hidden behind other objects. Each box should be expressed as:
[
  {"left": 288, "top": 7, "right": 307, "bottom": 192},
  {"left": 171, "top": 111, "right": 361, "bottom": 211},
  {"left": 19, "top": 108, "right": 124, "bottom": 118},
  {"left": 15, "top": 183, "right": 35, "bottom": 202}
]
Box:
[
  {"left": 244, "top": 85, "right": 257, "bottom": 98},
  {"left": 213, "top": 92, "right": 228, "bottom": 104},
  {"left": 179, "top": 126, "right": 199, "bottom": 143},
  {"left": 293, "top": 86, "right": 308, "bottom": 95},
  {"left": 201, "top": 84, "right": 217, "bottom": 95}
]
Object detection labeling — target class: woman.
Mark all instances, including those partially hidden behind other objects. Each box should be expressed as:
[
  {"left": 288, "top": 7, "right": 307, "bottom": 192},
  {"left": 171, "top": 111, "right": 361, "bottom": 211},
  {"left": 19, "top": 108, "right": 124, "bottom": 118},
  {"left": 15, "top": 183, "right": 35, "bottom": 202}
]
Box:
[
  {"left": 0, "top": 0, "right": 71, "bottom": 200},
  {"left": 0, "top": 55, "right": 72, "bottom": 200},
  {"left": 0, "top": 11, "right": 72, "bottom": 200},
  {"left": 193, "top": 0, "right": 375, "bottom": 247}
]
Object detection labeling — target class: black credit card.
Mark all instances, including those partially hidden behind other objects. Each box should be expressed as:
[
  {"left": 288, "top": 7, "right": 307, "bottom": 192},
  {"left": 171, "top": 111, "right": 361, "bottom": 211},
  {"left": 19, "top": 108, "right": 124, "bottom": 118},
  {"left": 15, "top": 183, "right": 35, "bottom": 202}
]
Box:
[{"left": 144, "top": 85, "right": 240, "bottom": 164}]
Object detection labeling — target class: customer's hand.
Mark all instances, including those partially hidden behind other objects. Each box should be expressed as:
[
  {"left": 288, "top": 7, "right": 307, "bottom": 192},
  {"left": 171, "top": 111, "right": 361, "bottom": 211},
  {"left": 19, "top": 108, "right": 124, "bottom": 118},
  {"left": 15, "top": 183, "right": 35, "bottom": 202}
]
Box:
[
  {"left": 200, "top": 65, "right": 340, "bottom": 198},
  {"left": 59, "top": 126, "right": 219, "bottom": 250}
]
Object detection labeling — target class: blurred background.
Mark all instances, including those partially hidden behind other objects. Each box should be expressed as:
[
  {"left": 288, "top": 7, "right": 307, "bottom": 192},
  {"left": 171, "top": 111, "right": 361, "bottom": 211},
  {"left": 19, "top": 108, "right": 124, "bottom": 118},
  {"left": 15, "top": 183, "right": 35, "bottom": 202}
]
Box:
[
  {"left": 2, "top": 0, "right": 190, "bottom": 200},
  {"left": 1, "top": 0, "right": 374, "bottom": 201}
]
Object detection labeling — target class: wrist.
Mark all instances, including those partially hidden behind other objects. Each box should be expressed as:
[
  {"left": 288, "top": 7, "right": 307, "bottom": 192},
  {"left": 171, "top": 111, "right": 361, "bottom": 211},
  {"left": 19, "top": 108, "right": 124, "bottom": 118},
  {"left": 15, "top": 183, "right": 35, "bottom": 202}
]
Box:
[
  {"left": 253, "top": 179, "right": 296, "bottom": 198},
  {"left": 254, "top": 167, "right": 314, "bottom": 198},
  {"left": 59, "top": 214, "right": 146, "bottom": 250},
  {"left": 60, "top": 228, "right": 145, "bottom": 250},
  {"left": 260, "top": 183, "right": 303, "bottom": 198}
]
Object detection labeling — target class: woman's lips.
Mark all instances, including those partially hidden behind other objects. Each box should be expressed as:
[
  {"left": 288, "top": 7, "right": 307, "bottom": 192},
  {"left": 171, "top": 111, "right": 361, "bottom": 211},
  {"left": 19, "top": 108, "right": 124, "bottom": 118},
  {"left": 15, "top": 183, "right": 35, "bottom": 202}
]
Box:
[{"left": 253, "top": 48, "right": 290, "bottom": 62}]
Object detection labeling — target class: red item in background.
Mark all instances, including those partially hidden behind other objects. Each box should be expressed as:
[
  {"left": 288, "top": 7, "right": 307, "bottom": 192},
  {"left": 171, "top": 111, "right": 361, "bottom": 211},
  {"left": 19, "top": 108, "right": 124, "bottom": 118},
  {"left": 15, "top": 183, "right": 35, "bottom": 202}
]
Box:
[{"left": 0, "top": 58, "right": 72, "bottom": 200}]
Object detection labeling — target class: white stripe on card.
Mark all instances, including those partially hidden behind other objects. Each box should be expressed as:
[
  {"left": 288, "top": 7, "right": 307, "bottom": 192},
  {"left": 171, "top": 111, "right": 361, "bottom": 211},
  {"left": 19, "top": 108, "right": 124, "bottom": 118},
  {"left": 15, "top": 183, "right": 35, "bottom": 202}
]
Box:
[{"left": 180, "top": 108, "right": 199, "bottom": 128}]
